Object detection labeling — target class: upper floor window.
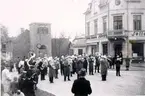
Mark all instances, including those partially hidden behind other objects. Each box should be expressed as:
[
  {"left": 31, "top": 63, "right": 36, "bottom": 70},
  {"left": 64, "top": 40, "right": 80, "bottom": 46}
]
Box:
[
  {"left": 103, "top": 17, "right": 107, "bottom": 33},
  {"left": 113, "top": 16, "right": 123, "bottom": 30},
  {"left": 37, "top": 27, "right": 48, "bottom": 34},
  {"left": 87, "top": 22, "right": 90, "bottom": 35},
  {"left": 133, "top": 15, "right": 141, "bottom": 30},
  {"left": 94, "top": 1, "right": 98, "bottom": 14},
  {"left": 94, "top": 19, "right": 98, "bottom": 35}
]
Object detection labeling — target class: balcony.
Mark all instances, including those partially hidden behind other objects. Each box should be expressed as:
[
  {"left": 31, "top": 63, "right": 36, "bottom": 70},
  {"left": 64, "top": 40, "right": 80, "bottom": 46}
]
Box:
[
  {"left": 129, "top": 30, "right": 145, "bottom": 40},
  {"left": 126, "top": 0, "right": 141, "bottom": 3},
  {"left": 86, "top": 35, "right": 97, "bottom": 39},
  {"left": 98, "top": 33, "right": 107, "bottom": 38},
  {"left": 107, "top": 30, "right": 128, "bottom": 39}
]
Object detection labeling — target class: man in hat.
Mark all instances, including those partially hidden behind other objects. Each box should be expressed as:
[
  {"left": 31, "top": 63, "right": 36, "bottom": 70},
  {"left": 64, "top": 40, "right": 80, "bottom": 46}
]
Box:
[
  {"left": 88, "top": 55, "right": 94, "bottom": 75},
  {"left": 48, "top": 57, "right": 55, "bottom": 83},
  {"left": 63, "top": 57, "right": 71, "bottom": 81},
  {"left": 71, "top": 68, "right": 92, "bottom": 96},
  {"left": 95, "top": 55, "right": 100, "bottom": 73}
]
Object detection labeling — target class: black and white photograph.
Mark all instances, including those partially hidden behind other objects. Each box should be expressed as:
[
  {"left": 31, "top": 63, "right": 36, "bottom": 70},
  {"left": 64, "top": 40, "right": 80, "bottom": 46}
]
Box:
[{"left": 0, "top": 0, "right": 145, "bottom": 96}]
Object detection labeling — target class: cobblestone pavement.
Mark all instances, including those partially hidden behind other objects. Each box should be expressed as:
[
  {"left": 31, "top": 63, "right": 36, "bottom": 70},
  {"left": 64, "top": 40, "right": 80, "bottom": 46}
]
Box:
[{"left": 9, "top": 66, "right": 145, "bottom": 96}]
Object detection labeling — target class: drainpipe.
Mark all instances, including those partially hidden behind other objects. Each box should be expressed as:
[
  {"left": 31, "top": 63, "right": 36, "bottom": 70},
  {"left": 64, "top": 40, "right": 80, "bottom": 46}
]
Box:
[
  {"left": 126, "top": 1, "right": 129, "bottom": 58},
  {"left": 108, "top": 0, "right": 110, "bottom": 56}
]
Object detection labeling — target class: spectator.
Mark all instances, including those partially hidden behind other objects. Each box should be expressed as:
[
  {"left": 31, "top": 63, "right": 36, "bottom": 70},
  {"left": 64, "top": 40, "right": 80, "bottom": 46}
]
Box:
[
  {"left": 9, "top": 77, "right": 19, "bottom": 95},
  {"left": 71, "top": 68, "right": 92, "bottom": 96},
  {"left": 2, "top": 64, "right": 11, "bottom": 94}
]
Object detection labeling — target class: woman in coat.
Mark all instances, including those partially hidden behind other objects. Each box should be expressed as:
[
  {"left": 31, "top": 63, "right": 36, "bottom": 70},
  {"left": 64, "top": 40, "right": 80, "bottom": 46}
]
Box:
[{"left": 100, "top": 55, "right": 109, "bottom": 81}]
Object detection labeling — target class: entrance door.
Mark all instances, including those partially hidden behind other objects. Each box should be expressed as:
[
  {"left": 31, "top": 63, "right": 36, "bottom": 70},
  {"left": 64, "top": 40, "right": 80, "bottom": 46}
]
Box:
[
  {"left": 102, "top": 43, "right": 108, "bottom": 55},
  {"left": 114, "top": 43, "right": 122, "bottom": 55}
]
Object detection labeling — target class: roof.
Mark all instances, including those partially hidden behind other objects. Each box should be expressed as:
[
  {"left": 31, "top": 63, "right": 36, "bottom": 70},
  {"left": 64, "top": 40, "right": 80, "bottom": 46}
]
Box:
[{"left": 72, "top": 38, "right": 86, "bottom": 47}]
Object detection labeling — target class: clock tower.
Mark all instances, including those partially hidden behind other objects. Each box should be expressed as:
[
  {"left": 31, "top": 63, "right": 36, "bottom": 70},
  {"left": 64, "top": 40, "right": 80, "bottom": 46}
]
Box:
[{"left": 29, "top": 23, "right": 52, "bottom": 57}]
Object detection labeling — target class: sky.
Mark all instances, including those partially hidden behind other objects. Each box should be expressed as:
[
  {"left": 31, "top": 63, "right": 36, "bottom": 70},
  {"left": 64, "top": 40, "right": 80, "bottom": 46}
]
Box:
[{"left": 0, "top": 0, "right": 91, "bottom": 39}]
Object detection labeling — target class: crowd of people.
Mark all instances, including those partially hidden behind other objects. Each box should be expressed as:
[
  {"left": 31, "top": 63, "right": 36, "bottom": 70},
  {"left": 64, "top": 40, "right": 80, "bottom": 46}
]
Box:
[{"left": 1, "top": 51, "right": 129, "bottom": 96}]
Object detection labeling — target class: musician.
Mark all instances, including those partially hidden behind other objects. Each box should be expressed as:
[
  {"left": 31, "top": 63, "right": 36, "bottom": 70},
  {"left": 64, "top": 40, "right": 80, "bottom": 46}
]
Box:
[
  {"left": 18, "top": 71, "right": 27, "bottom": 93},
  {"left": 43, "top": 57, "right": 48, "bottom": 76},
  {"left": 88, "top": 55, "right": 94, "bottom": 75},
  {"left": 115, "top": 53, "right": 122, "bottom": 76},
  {"left": 18, "top": 59, "right": 24, "bottom": 74},
  {"left": 39, "top": 59, "right": 46, "bottom": 80},
  {"left": 27, "top": 52, "right": 36, "bottom": 66},
  {"left": 48, "top": 57, "right": 55, "bottom": 83},
  {"left": 24, "top": 59, "right": 29, "bottom": 72},
  {"left": 95, "top": 55, "right": 100, "bottom": 73},
  {"left": 22, "top": 70, "right": 36, "bottom": 96},
  {"left": 54, "top": 57, "right": 60, "bottom": 79},
  {"left": 63, "top": 57, "right": 71, "bottom": 81}
]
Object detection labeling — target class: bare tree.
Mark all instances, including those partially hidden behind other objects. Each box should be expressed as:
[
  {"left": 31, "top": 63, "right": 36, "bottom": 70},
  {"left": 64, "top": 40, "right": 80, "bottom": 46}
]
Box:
[{"left": 58, "top": 32, "right": 66, "bottom": 57}]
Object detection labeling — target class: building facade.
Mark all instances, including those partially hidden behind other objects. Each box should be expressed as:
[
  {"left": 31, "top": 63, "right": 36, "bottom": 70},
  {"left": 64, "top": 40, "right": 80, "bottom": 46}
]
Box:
[
  {"left": 29, "top": 23, "right": 52, "bottom": 57},
  {"left": 85, "top": 0, "right": 145, "bottom": 62},
  {"left": 71, "top": 36, "right": 86, "bottom": 55},
  {"left": 12, "top": 29, "right": 30, "bottom": 59}
]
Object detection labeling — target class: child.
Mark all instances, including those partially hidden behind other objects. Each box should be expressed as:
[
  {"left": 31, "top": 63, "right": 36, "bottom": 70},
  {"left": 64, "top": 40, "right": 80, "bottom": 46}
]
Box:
[{"left": 9, "top": 77, "right": 19, "bottom": 96}]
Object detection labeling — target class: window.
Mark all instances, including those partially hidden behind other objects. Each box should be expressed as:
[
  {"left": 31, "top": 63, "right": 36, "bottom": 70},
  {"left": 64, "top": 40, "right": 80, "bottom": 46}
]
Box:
[
  {"left": 94, "top": 0, "right": 98, "bottom": 14},
  {"left": 87, "top": 22, "right": 90, "bottom": 35},
  {"left": 94, "top": 19, "right": 98, "bottom": 35},
  {"left": 37, "top": 27, "right": 48, "bottom": 34},
  {"left": 113, "top": 16, "right": 123, "bottom": 30},
  {"left": 2, "top": 44, "right": 6, "bottom": 49},
  {"left": 133, "top": 15, "right": 141, "bottom": 30},
  {"left": 103, "top": 17, "right": 107, "bottom": 33},
  {"left": 78, "top": 49, "right": 83, "bottom": 55}
]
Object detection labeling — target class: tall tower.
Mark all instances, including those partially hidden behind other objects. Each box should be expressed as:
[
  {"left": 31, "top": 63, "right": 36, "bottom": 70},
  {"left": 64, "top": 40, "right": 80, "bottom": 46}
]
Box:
[{"left": 29, "top": 23, "right": 52, "bottom": 57}]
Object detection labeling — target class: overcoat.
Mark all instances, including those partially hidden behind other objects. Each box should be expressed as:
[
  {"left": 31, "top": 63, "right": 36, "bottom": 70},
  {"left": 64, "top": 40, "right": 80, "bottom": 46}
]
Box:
[
  {"left": 100, "top": 58, "right": 108, "bottom": 75},
  {"left": 71, "top": 78, "right": 92, "bottom": 96},
  {"left": 48, "top": 61, "right": 55, "bottom": 77}
]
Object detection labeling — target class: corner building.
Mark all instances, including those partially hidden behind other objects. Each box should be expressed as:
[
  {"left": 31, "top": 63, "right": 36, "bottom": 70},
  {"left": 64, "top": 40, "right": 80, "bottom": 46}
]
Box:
[
  {"left": 85, "top": 0, "right": 145, "bottom": 62},
  {"left": 29, "top": 23, "right": 52, "bottom": 57}
]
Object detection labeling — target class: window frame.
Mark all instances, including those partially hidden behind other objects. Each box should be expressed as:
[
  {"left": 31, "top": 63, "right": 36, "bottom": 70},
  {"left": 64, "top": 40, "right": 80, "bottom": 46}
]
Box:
[
  {"left": 87, "top": 22, "right": 90, "bottom": 36},
  {"left": 113, "top": 16, "right": 123, "bottom": 30},
  {"left": 94, "top": 19, "right": 98, "bottom": 35},
  {"left": 103, "top": 17, "right": 107, "bottom": 33},
  {"left": 133, "top": 15, "right": 142, "bottom": 30}
]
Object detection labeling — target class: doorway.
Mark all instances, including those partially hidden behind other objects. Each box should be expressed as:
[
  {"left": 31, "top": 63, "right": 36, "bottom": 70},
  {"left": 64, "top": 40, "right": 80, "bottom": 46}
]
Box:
[
  {"left": 102, "top": 43, "right": 108, "bottom": 55},
  {"left": 114, "top": 43, "right": 122, "bottom": 55}
]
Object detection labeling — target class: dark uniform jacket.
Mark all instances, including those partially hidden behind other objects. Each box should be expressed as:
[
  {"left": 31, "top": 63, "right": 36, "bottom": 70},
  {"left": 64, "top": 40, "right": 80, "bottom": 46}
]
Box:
[
  {"left": 83, "top": 59, "right": 88, "bottom": 69},
  {"left": 71, "top": 78, "right": 92, "bottom": 96}
]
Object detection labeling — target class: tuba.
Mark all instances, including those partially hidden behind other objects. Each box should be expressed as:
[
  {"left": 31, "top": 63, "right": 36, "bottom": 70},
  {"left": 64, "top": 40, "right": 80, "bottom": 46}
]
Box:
[{"left": 27, "top": 52, "right": 36, "bottom": 68}]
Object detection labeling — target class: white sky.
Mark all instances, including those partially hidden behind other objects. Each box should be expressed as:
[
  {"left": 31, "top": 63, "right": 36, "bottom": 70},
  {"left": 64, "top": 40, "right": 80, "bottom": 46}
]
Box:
[{"left": 0, "top": 0, "right": 91, "bottom": 39}]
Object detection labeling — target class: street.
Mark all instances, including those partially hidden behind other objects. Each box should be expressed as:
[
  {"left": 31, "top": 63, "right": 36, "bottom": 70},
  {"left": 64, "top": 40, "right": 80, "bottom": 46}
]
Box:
[
  {"left": 37, "top": 69, "right": 145, "bottom": 96},
  {"left": 9, "top": 65, "right": 145, "bottom": 96}
]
